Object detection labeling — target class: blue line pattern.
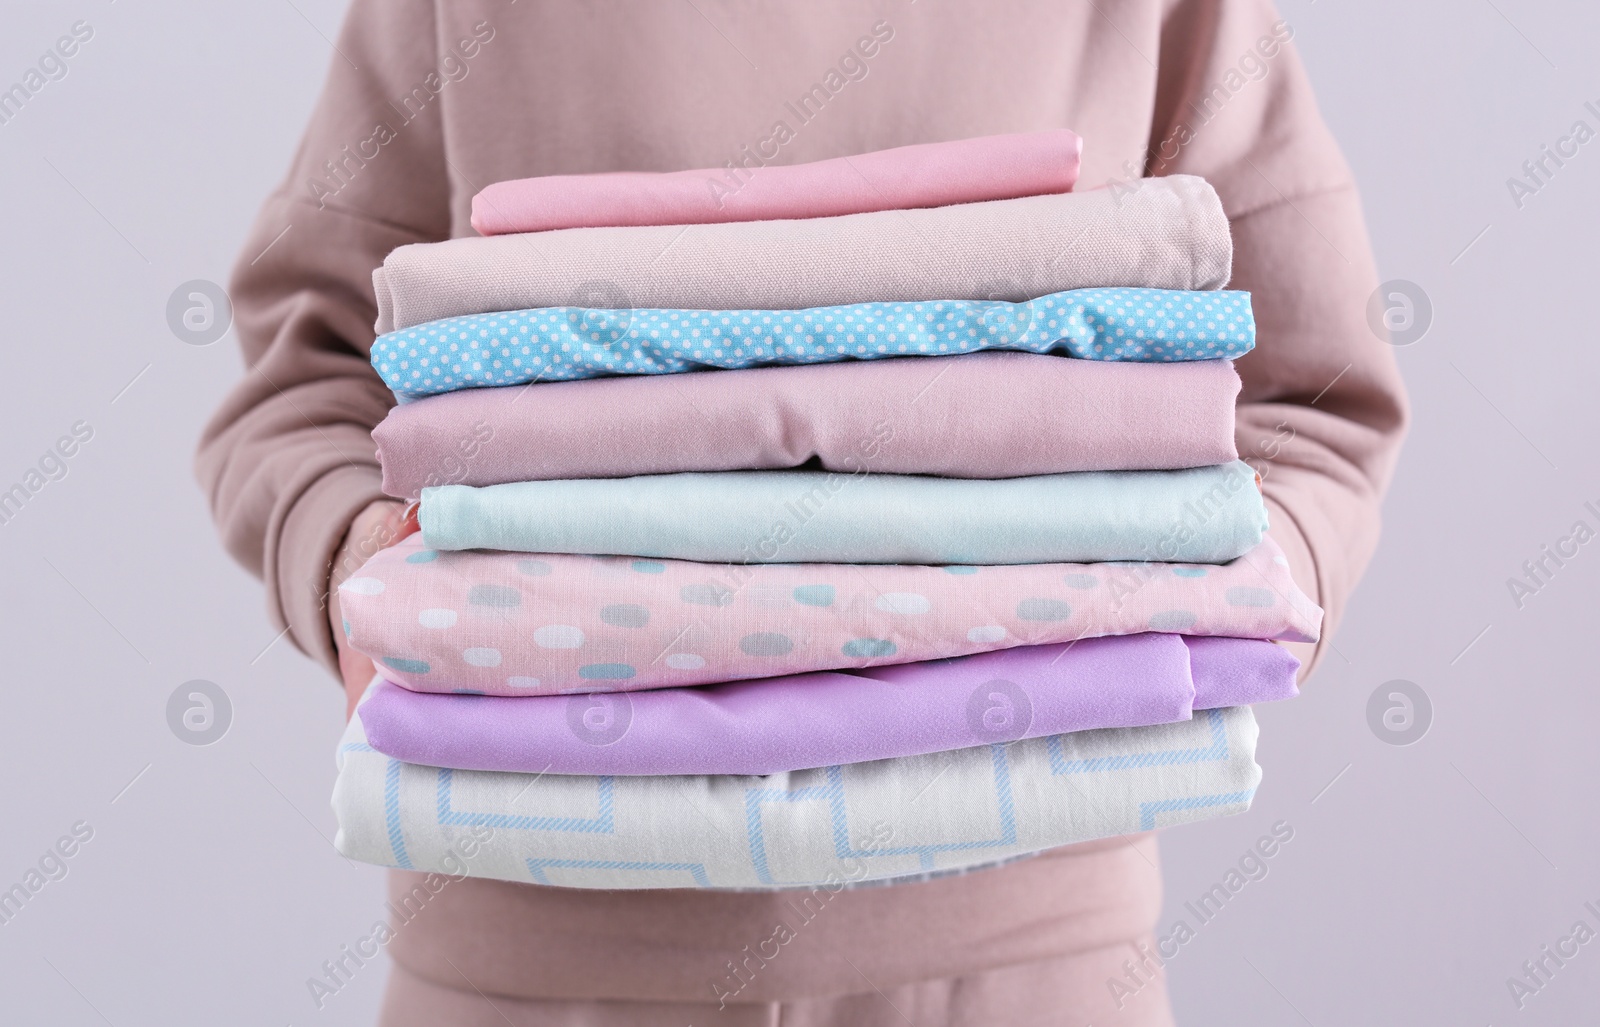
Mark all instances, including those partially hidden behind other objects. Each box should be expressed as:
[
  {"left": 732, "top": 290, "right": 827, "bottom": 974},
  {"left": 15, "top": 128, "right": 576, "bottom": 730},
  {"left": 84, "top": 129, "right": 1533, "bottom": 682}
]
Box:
[
  {"left": 435, "top": 767, "right": 617, "bottom": 833},
  {"left": 525, "top": 858, "right": 711, "bottom": 888},
  {"left": 1047, "top": 707, "right": 1230, "bottom": 775},
  {"left": 1140, "top": 790, "right": 1257, "bottom": 831},
  {"left": 331, "top": 706, "right": 1261, "bottom": 889},
  {"left": 744, "top": 747, "right": 1021, "bottom": 885},
  {"left": 384, "top": 758, "right": 413, "bottom": 870}
]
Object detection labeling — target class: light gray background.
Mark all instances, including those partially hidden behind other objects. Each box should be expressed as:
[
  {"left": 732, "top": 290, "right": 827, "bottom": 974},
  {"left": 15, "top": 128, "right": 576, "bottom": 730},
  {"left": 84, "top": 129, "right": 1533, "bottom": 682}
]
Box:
[{"left": 1, "top": 1, "right": 1595, "bottom": 1023}]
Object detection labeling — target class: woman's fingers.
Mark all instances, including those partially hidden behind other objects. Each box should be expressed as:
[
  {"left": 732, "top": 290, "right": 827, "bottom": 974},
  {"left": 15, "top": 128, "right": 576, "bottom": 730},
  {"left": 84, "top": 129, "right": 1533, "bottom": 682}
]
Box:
[{"left": 329, "top": 499, "right": 410, "bottom": 720}]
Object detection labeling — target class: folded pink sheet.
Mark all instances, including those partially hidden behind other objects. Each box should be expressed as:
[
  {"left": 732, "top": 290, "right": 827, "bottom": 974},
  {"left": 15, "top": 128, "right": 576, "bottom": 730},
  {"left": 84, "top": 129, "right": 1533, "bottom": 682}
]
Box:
[
  {"left": 357, "top": 634, "right": 1299, "bottom": 776},
  {"left": 377, "top": 177, "right": 1230, "bottom": 335},
  {"left": 340, "top": 535, "right": 1320, "bottom": 696},
  {"left": 373, "top": 354, "right": 1241, "bottom": 499},
  {"left": 470, "top": 130, "right": 1082, "bottom": 235}
]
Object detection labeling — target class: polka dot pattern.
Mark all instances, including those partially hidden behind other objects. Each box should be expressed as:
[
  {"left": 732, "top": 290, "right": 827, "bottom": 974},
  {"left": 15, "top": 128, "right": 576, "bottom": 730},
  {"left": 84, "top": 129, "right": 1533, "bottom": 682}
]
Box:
[
  {"left": 371, "top": 288, "right": 1257, "bottom": 399},
  {"left": 1224, "top": 586, "right": 1276, "bottom": 608},
  {"left": 1016, "top": 599, "right": 1072, "bottom": 622},
  {"left": 1148, "top": 611, "right": 1198, "bottom": 632},
  {"left": 680, "top": 583, "right": 735, "bottom": 607},
  {"left": 468, "top": 584, "right": 521, "bottom": 607},
  {"left": 740, "top": 632, "right": 794, "bottom": 657},
  {"left": 342, "top": 536, "right": 1321, "bottom": 696},
  {"left": 533, "top": 625, "right": 585, "bottom": 649},
  {"left": 600, "top": 603, "right": 651, "bottom": 628},
  {"left": 874, "top": 592, "right": 931, "bottom": 615},
  {"left": 579, "top": 663, "right": 636, "bottom": 680},
  {"left": 418, "top": 609, "right": 457, "bottom": 629},
  {"left": 462, "top": 647, "right": 502, "bottom": 667},
  {"left": 792, "top": 584, "right": 836, "bottom": 607}
]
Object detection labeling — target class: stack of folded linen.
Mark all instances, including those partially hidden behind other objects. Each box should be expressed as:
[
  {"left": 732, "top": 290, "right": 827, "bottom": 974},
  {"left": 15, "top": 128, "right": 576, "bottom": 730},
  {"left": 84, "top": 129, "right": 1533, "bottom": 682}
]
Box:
[{"left": 331, "top": 131, "right": 1323, "bottom": 891}]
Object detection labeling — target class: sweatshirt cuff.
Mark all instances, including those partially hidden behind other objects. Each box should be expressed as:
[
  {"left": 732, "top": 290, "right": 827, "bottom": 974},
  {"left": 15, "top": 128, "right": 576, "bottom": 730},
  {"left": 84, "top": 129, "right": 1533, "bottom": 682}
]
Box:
[
  {"left": 272, "top": 463, "right": 389, "bottom": 677},
  {"left": 1264, "top": 496, "right": 1325, "bottom": 682}
]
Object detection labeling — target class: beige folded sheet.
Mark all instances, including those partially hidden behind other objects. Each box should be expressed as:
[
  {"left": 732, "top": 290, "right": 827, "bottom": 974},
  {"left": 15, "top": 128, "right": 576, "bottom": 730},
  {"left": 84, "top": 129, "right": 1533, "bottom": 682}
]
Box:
[{"left": 373, "top": 175, "right": 1232, "bottom": 333}]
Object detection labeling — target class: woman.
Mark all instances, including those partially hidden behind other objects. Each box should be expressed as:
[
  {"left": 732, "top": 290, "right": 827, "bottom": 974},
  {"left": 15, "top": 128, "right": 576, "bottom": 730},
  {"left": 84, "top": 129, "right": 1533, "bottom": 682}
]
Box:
[{"left": 197, "top": 1, "right": 1406, "bottom": 1022}]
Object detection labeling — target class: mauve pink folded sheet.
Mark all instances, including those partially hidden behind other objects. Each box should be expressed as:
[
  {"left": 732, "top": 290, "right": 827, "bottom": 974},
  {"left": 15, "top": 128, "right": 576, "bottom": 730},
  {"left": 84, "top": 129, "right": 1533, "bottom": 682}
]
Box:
[
  {"left": 470, "top": 129, "right": 1082, "bottom": 236},
  {"left": 373, "top": 353, "right": 1240, "bottom": 499}
]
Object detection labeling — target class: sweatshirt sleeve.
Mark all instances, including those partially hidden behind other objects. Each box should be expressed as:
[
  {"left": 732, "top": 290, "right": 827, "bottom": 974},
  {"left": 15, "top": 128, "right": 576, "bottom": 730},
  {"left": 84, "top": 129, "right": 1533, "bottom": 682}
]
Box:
[
  {"left": 1148, "top": 0, "right": 1409, "bottom": 676},
  {"left": 195, "top": 0, "right": 450, "bottom": 675}
]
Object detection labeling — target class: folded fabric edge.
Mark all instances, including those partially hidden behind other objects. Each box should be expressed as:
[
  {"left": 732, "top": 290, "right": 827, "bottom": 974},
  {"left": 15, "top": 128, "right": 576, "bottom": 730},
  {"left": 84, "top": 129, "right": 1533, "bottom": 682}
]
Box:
[{"left": 332, "top": 704, "right": 1263, "bottom": 889}]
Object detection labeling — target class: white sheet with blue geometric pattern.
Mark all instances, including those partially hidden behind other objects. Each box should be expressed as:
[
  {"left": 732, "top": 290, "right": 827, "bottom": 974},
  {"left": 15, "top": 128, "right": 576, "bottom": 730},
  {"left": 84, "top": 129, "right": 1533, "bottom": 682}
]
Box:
[{"left": 331, "top": 697, "right": 1260, "bottom": 890}]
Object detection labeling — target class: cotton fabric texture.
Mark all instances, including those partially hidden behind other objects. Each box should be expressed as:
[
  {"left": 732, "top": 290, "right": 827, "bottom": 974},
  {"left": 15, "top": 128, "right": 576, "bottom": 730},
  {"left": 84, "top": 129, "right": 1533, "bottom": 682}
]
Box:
[
  {"left": 374, "top": 835, "right": 1168, "bottom": 1011},
  {"left": 374, "top": 176, "right": 1234, "bottom": 334},
  {"left": 373, "top": 355, "right": 1243, "bottom": 499},
  {"left": 417, "top": 461, "right": 1268, "bottom": 565},
  {"left": 372, "top": 287, "right": 1255, "bottom": 398},
  {"left": 197, "top": 0, "right": 1411, "bottom": 1008},
  {"left": 333, "top": 700, "right": 1260, "bottom": 890},
  {"left": 376, "top": 938, "right": 1178, "bottom": 1027},
  {"left": 340, "top": 534, "right": 1320, "bottom": 695},
  {"left": 358, "top": 634, "right": 1298, "bottom": 776},
  {"left": 470, "top": 129, "right": 1083, "bottom": 235}
]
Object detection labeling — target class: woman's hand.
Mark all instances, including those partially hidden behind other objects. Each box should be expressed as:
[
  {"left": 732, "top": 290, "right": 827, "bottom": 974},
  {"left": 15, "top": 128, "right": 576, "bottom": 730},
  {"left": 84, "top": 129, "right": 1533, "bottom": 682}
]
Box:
[{"left": 328, "top": 499, "right": 416, "bottom": 720}]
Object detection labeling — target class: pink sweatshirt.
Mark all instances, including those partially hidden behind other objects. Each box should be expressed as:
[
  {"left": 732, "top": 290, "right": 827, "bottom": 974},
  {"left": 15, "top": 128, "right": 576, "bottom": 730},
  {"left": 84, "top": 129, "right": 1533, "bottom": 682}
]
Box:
[{"left": 195, "top": 0, "right": 1406, "bottom": 1007}]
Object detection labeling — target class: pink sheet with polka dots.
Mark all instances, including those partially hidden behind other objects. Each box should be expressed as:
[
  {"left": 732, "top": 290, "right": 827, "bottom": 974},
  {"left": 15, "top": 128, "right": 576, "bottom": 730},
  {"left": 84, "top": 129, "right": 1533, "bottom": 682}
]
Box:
[{"left": 340, "top": 535, "right": 1320, "bottom": 696}]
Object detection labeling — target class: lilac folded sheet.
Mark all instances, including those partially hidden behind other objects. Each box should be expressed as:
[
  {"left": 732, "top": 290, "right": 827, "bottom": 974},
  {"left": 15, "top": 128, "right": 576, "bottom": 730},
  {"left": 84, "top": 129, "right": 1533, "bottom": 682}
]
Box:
[
  {"left": 373, "top": 354, "right": 1241, "bottom": 499},
  {"left": 471, "top": 130, "right": 1082, "bottom": 235},
  {"left": 357, "top": 634, "right": 1298, "bottom": 776}
]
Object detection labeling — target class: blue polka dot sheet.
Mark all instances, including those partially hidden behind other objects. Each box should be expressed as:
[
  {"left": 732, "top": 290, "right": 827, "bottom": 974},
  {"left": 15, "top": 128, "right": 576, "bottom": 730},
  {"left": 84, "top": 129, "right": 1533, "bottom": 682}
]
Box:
[
  {"left": 332, "top": 692, "right": 1260, "bottom": 890},
  {"left": 416, "top": 461, "right": 1268, "bottom": 567},
  {"left": 369, "top": 287, "right": 1256, "bottom": 400}
]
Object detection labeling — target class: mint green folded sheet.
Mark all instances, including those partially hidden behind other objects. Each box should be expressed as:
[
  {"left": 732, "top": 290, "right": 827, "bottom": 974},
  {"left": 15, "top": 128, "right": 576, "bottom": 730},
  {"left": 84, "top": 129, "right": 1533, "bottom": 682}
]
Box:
[{"left": 418, "top": 461, "right": 1267, "bottom": 565}]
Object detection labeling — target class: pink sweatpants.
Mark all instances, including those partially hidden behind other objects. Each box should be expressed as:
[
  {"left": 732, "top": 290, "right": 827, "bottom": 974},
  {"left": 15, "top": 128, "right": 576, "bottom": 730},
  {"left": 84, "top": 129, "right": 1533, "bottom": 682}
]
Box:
[
  {"left": 378, "top": 939, "right": 1176, "bottom": 1025},
  {"left": 373, "top": 835, "right": 1173, "bottom": 1025}
]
